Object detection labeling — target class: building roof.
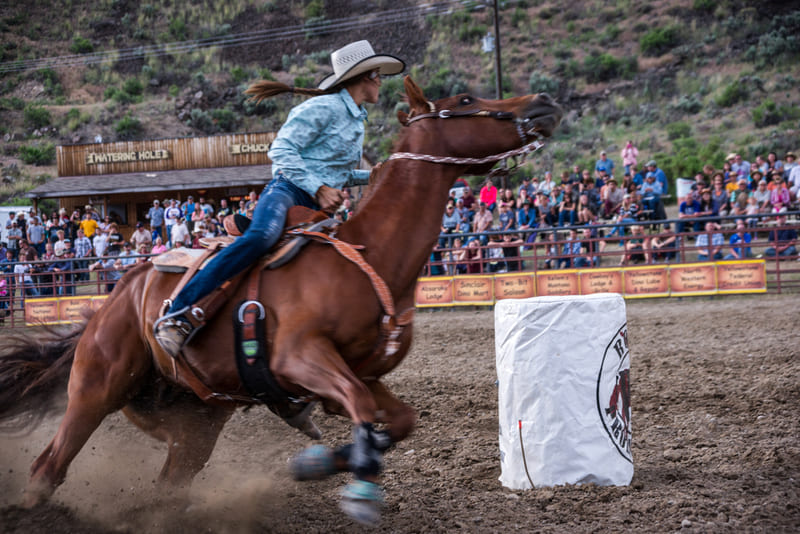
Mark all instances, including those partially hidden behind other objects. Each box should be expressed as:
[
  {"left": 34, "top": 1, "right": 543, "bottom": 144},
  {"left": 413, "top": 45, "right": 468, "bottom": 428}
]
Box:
[{"left": 26, "top": 165, "right": 271, "bottom": 199}]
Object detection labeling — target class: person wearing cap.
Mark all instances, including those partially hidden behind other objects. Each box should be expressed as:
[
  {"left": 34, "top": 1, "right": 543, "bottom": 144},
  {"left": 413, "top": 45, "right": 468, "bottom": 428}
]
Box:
[
  {"left": 6, "top": 220, "right": 22, "bottom": 259},
  {"left": 146, "top": 199, "right": 165, "bottom": 241},
  {"left": 645, "top": 160, "right": 669, "bottom": 196},
  {"left": 155, "top": 39, "right": 405, "bottom": 356},
  {"left": 731, "top": 153, "right": 750, "bottom": 180},
  {"left": 638, "top": 172, "right": 665, "bottom": 221},
  {"left": 164, "top": 199, "right": 182, "bottom": 246},
  {"left": 131, "top": 221, "right": 152, "bottom": 252},
  {"left": 595, "top": 150, "right": 615, "bottom": 180}
]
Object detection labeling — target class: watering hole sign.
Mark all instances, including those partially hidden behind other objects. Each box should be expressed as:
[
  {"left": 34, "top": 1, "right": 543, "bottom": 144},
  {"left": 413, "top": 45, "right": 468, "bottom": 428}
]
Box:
[{"left": 495, "top": 293, "right": 634, "bottom": 489}]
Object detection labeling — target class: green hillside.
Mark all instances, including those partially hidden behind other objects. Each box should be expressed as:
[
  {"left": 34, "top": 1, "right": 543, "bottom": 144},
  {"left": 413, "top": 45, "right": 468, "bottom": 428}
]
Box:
[{"left": 1, "top": 0, "right": 799, "bottom": 203}]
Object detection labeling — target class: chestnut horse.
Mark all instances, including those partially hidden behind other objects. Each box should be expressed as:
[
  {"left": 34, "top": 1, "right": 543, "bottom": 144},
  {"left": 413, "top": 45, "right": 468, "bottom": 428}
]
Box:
[{"left": 0, "top": 76, "right": 561, "bottom": 525}]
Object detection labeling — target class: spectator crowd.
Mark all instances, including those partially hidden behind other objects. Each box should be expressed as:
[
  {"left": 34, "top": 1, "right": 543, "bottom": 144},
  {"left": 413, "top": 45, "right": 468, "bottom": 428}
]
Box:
[
  {"left": 1, "top": 190, "right": 272, "bottom": 314},
  {"left": 430, "top": 146, "right": 799, "bottom": 273}
]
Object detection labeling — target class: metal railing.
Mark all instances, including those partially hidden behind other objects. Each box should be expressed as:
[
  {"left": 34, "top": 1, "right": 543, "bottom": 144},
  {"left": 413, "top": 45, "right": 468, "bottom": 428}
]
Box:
[
  {"left": 2, "top": 213, "right": 798, "bottom": 327},
  {"left": 424, "top": 211, "right": 800, "bottom": 293}
]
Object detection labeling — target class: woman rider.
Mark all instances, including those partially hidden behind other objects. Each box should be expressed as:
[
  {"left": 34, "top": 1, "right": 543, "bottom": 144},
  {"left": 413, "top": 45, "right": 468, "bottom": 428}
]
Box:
[{"left": 154, "top": 40, "right": 405, "bottom": 356}]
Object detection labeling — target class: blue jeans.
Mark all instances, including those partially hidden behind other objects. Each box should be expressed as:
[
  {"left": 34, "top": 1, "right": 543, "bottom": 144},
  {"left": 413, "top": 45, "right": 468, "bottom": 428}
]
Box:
[
  {"left": 171, "top": 176, "right": 318, "bottom": 311},
  {"left": 764, "top": 245, "right": 797, "bottom": 257}
]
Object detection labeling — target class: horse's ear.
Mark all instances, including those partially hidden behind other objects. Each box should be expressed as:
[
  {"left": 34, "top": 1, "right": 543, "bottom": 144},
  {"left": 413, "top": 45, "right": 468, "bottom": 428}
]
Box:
[
  {"left": 404, "top": 76, "right": 430, "bottom": 114},
  {"left": 397, "top": 109, "right": 409, "bottom": 126}
]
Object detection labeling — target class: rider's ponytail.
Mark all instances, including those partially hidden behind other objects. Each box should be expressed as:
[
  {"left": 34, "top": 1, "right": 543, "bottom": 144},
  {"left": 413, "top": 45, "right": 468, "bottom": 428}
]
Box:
[{"left": 244, "top": 80, "right": 329, "bottom": 102}]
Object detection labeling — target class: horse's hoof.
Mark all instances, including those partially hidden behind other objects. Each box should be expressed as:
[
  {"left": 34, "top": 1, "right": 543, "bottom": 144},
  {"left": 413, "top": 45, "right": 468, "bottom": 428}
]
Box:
[
  {"left": 340, "top": 480, "right": 383, "bottom": 527},
  {"left": 284, "top": 402, "right": 322, "bottom": 440},
  {"left": 289, "top": 444, "right": 337, "bottom": 481},
  {"left": 21, "top": 480, "right": 53, "bottom": 509}
]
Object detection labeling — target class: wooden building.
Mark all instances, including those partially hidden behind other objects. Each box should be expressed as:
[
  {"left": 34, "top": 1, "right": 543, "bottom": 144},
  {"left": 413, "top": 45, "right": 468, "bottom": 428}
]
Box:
[{"left": 27, "top": 132, "right": 277, "bottom": 232}]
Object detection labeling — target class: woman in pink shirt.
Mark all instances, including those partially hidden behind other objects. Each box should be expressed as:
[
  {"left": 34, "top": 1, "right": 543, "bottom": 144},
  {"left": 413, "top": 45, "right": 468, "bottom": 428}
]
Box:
[
  {"left": 621, "top": 140, "right": 638, "bottom": 174},
  {"left": 479, "top": 179, "right": 498, "bottom": 212}
]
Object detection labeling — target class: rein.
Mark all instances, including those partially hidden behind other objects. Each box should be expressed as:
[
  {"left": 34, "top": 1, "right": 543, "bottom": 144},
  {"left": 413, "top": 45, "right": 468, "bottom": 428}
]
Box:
[
  {"left": 387, "top": 138, "right": 544, "bottom": 166},
  {"left": 392, "top": 99, "right": 546, "bottom": 167}
]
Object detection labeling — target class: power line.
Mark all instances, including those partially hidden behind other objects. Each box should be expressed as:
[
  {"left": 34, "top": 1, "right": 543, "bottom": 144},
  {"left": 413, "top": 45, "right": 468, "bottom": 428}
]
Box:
[{"left": 0, "top": 1, "right": 482, "bottom": 74}]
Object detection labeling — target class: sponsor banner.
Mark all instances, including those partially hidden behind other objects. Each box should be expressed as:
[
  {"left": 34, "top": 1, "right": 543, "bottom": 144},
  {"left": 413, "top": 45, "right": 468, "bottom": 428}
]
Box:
[
  {"left": 622, "top": 266, "right": 670, "bottom": 298},
  {"left": 453, "top": 276, "right": 494, "bottom": 305},
  {"left": 716, "top": 260, "right": 767, "bottom": 294},
  {"left": 579, "top": 268, "right": 623, "bottom": 295},
  {"left": 59, "top": 296, "right": 94, "bottom": 323},
  {"left": 415, "top": 277, "right": 454, "bottom": 307},
  {"left": 25, "top": 295, "right": 109, "bottom": 325},
  {"left": 536, "top": 270, "right": 579, "bottom": 297},
  {"left": 669, "top": 263, "right": 717, "bottom": 296},
  {"left": 24, "top": 297, "right": 61, "bottom": 325},
  {"left": 494, "top": 273, "right": 535, "bottom": 300}
]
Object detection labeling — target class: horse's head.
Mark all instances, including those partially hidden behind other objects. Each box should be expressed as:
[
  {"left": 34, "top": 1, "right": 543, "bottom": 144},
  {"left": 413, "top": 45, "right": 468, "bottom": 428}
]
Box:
[{"left": 396, "top": 76, "right": 562, "bottom": 174}]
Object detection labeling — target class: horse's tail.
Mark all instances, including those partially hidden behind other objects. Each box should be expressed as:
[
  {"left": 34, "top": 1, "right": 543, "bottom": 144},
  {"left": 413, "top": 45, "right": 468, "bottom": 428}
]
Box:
[{"left": 0, "top": 319, "right": 88, "bottom": 433}]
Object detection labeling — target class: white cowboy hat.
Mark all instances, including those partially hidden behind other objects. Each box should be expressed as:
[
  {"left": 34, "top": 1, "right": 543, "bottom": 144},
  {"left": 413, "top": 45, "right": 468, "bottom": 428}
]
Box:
[{"left": 317, "top": 40, "right": 404, "bottom": 91}]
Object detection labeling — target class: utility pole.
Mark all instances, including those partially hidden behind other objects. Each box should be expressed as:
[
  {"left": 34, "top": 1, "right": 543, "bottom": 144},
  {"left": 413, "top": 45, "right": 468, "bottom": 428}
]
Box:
[
  {"left": 492, "top": 0, "right": 506, "bottom": 188},
  {"left": 493, "top": 0, "right": 502, "bottom": 100}
]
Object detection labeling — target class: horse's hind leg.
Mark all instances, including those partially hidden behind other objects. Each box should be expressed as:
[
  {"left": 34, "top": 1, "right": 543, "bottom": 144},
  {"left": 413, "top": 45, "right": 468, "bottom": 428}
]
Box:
[
  {"left": 24, "top": 327, "right": 152, "bottom": 507},
  {"left": 122, "top": 384, "right": 233, "bottom": 491}
]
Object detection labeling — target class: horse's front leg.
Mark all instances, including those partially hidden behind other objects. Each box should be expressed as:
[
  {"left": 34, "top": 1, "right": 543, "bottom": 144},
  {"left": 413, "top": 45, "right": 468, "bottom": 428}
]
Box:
[{"left": 270, "top": 334, "right": 387, "bottom": 525}]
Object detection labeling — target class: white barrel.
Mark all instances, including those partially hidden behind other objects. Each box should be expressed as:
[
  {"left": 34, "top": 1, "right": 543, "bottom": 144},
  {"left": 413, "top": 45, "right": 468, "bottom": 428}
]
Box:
[{"left": 495, "top": 294, "right": 633, "bottom": 489}]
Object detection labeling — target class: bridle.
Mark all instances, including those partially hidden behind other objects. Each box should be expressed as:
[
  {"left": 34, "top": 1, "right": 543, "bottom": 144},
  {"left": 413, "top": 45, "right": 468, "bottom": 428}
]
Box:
[{"left": 388, "top": 100, "right": 546, "bottom": 168}]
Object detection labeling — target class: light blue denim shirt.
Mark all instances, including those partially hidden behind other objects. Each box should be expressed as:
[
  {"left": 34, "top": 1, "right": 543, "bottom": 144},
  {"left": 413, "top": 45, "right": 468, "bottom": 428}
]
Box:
[{"left": 268, "top": 88, "right": 371, "bottom": 198}]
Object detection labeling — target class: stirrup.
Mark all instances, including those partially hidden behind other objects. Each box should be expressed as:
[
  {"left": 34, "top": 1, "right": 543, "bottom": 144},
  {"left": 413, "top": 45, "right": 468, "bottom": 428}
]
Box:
[{"left": 153, "top": 306, "right": 196, "bottom": 356}]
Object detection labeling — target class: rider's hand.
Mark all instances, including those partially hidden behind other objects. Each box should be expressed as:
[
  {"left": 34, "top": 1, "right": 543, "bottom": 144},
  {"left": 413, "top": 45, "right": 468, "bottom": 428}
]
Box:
[{"left": 315, "top": 185, "right": 344, "bottom": 214}]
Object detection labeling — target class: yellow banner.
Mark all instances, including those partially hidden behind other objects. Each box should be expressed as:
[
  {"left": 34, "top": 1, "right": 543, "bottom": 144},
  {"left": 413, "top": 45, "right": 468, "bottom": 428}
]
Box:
[
  {"left": 453, "top": 276, "right": 494, "bottom": 305},
  {"left": 716, "top": 260, "right": 767, "bottom": 294},
  {"left": 579, "top": 268, "right": 623, "bottom": 295},
  {"left": 494, "top": 274, "right": 535, "bottom": 300},
  {"left": 669, "top": 263, "right": 717, "bottom": 296},
  {"left": 623, "top": 266, "right": 670, "bottom": 298}
]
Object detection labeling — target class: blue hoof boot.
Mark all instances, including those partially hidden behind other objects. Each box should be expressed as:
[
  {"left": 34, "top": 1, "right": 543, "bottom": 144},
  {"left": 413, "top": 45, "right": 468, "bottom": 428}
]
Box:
[
  {"left": 289, "top": 445, "right": 337, "bottom": 481},
  {"left": 340, "top": 480, "right": 383, "bottom": 526}
]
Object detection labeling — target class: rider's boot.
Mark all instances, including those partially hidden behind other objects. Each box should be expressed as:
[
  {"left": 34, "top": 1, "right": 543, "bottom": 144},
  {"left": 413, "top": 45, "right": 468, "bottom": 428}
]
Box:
[{"left": 153, "top": 306, "right": 198, "bottom": 358}]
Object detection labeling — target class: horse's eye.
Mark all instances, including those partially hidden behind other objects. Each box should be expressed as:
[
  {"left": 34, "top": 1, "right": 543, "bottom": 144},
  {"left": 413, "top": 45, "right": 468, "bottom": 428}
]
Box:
[{"left": 460, "top": 96, "right": 473, "bottom": 106}]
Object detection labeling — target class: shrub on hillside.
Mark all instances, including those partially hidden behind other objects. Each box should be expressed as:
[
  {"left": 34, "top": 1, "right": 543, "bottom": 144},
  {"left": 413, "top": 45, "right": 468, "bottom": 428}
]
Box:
[
  {"left": 115, "top": 114, "right": 143, "bottom": 140},
  {"left": 528, "top": 70, "right": 560, "bottom": 95},
  {"left": 18, "top": 143, "right": 55, "bottom": 165},
  {"left": 640, "top": 26, "right": 681, "bottom": 56},
  {"left": 744, "top": 12, "right": 800, "bottom": 67},
  {"left": 666, "top": 122, "right": 691, "bottom": 140},
  {"left": 671, "top": 94, "right": 703, "bottom": 115},
  {"left": 583, "top": 52, "right": 637, "bottom": 82},
  {"left": 70, "top": 35, "right": 93, "bottom": 54},
  {"left": 210, "top": 109, "right": 239, "bottom": 132},
  {"left": 122, "top": 78, "right": 143, "bottom": 96},
  {"left": 715, "top": 82, "right": 748, "bottom": 107},
  {"left": 23, "top": 104, "right": 51, "bottom": 129},
  {"left": 751, "top": 99, "right": 800, "bottom": 128}
]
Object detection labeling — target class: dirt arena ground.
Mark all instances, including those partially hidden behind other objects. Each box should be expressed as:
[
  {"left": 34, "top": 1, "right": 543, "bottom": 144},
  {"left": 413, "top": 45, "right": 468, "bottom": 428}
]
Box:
[{"left": 1, "top": 294, "right": 798, "bottom": 533}]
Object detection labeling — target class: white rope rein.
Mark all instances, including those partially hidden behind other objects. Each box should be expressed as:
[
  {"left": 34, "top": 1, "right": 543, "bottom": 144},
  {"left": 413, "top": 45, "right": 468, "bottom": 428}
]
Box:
[{"left": 387, "top": 139, "right": 544, "bottom": 166}]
